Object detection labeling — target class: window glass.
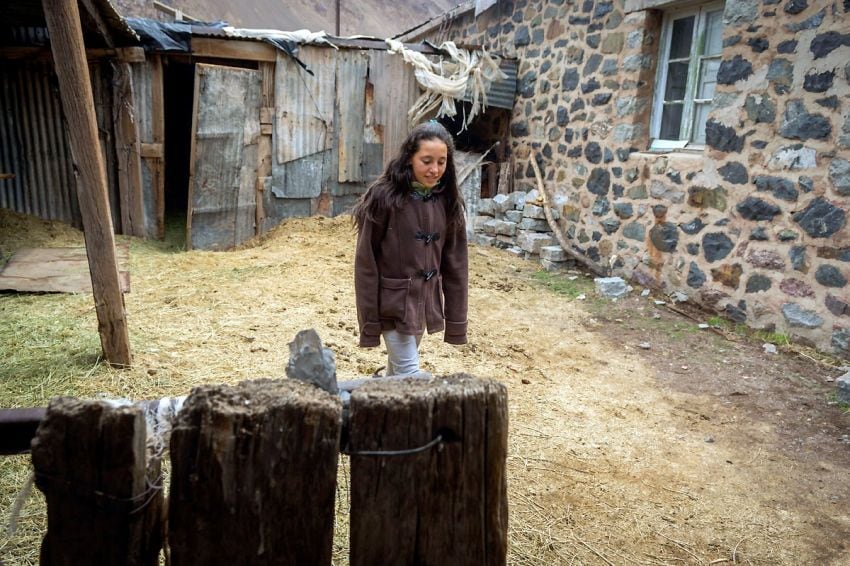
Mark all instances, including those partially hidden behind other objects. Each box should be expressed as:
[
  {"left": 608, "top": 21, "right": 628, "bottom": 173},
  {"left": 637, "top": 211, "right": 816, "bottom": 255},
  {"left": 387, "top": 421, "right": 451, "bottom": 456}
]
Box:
[
  {"left": 703, "top": 10, "right": 724, "bottom": 55},
  {"left": 660, "top": 104, "right": 684, "bottom": 139},
  {"left": 691, "top": 103, "right": 711, "bottom": 144},
  {"left": 697, "top": 58, "right": 719, "bottom": 100},
  {"left": 652, "top": 3, "right": 725, "bottom": 148},
  {"left": 669, "top": 16, "right": 695, "bottom": 59},
  {"left": 665, "top": 61, "right": 690, "bottom": 101}
]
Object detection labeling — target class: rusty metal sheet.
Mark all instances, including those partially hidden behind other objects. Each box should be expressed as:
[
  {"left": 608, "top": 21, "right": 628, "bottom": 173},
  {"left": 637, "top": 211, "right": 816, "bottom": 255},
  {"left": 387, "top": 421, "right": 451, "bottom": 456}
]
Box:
[
  {"left": 188, "top": 64, "right": 261, "bottom": 251},
  {"left": 275, "top": 46, "right": 336, "bottom": 165},
  {"left": 261, "top": 194, "right": 312, "bottom": 232},
  {"left": 336, "top": 50, "right": 368, "bottom": 182},
  {"left": 368, "top": 50, "right": 420, "bottom": 167}
]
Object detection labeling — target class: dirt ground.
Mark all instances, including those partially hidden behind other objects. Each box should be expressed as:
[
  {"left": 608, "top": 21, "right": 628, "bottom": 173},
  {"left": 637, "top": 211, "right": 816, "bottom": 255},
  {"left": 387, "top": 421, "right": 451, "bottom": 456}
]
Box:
[{"left": 1, "top": 211, "right": 849, "bottom": 564}]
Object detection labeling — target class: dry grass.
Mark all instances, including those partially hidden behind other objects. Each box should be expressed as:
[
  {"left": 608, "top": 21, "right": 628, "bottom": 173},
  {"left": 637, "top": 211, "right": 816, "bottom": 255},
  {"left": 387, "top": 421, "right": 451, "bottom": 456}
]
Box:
[{"left": 1, "top": 208, "right": 847, "bottom": 565}]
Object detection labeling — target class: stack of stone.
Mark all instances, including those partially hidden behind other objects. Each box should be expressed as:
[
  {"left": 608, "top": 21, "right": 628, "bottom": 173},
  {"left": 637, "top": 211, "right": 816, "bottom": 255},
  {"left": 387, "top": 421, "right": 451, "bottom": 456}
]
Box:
[{"left": 473, "top": 190, "right": 576, "bottom": 271}]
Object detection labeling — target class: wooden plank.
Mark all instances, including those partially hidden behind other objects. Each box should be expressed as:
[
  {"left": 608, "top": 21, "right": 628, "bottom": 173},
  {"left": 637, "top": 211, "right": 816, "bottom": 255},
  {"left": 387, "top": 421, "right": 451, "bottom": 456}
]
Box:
[
  {"left": 112, "top": 61, "right": 145, "bottom": 237},
  {"left": 115, "top": 47, "right": 146, "bottom": 63},
  {"left": 191, "top": 37, "right": 276, "bottom": 62},
  {"left": 349, "top": 375, "right": 508, "bottom": 566},
  {"left": 43, "top": 0, "right": 131, "bottom": 366},
  {"left": 0, "top": 46, "right": 115, "bottom": 62},
  {"left": 1, "top": 246, "right": 130, "bottom": 291},
  {"left": 139, "top": 143, "right": 164, "bottom": 159},
  {"left": 188, "top": 64, "right": 261, "bottom": 250},
  {"left": 149, "top": 55, "right": 165, "bottom": 240},
  {"left": 0, "top": 245, "right": 131, "bottom": 293},
  {"left": 168, "top": 380, "right": 341, "bottom": 566},
  {"left": 260, "top": 107, "right": 274, "bottom": 125},
  {"left": 32, "top": 398, "right": 163, "bottom": 565},
  {"left": 256, "top": 63, "right": 274, "bottom": 235},
  {"left": 336, "top": 50, "right": 368, "bottom": 182}
]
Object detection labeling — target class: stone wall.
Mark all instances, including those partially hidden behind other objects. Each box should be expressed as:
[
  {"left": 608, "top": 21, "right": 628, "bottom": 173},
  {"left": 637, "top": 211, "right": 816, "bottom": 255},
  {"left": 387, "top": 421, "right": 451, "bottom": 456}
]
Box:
[
  {"left": 407, "top": 0, "right": 850, "bottom": 355},
  {"left": 474, "top": 190, "right": 578, "bottom": 270}
]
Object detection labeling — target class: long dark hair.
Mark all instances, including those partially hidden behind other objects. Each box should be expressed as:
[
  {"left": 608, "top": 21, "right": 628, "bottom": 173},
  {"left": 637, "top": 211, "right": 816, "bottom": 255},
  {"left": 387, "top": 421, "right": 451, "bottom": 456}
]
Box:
[{"left": 352, "top": 121, "right": 465, "bottom": 231}]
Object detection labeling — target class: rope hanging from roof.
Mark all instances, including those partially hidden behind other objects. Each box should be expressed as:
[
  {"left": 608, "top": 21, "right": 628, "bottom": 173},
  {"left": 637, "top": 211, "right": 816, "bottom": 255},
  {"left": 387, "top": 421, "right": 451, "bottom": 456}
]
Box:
[{"left": 385, "top": 39, "right": 507, "bottom": 130}]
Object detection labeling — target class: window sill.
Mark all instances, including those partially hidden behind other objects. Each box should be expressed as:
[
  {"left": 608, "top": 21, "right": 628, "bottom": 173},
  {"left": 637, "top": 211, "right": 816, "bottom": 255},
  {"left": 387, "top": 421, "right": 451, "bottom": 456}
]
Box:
[{"left": 631, "top": 149, "right": 705, "bottom": 160}]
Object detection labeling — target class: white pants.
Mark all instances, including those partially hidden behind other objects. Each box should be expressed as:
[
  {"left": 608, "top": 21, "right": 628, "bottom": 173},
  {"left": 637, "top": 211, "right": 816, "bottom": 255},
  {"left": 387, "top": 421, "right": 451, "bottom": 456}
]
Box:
[{"left": 382, "top": 330, "right": 422, "bottom": 376}]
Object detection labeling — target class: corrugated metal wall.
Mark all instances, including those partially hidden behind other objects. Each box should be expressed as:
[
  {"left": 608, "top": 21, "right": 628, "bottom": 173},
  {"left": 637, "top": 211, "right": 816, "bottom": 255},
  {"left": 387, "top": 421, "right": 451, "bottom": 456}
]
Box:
[
  {"left": 0, "top": 60, "right": 121, "bottom": 229},
  {"left": 0, "top": 61, "right": 79, "bottom": 226},
  {"left": 463, "top": 58, "right": 517, "bottom": 111}
]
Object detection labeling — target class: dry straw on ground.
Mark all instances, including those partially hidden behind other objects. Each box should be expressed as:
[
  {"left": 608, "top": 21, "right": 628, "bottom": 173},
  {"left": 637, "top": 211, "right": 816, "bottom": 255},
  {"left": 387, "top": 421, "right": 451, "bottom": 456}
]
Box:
[{"left": 2, "top": 209, "right": 848, "bottom": 565}]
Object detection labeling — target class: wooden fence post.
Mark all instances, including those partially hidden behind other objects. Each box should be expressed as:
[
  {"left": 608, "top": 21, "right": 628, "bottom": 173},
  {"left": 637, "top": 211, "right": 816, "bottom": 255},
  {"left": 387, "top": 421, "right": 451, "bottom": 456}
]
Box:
[
  {"left": 31, "top": 398, "right": 164, "bottom": 565},
  {"left": 168, "top": 379, "right": 341, "bottom": 565},
  {"left": 348, "top": 374, "right": 508, "bottom": 566}
]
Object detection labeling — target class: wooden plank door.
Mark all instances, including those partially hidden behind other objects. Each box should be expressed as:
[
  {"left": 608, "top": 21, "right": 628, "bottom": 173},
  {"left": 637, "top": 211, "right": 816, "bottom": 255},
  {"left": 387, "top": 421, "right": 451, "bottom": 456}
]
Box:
[{"left": 187, "top": 63, "right": 261, "bottom": 250}]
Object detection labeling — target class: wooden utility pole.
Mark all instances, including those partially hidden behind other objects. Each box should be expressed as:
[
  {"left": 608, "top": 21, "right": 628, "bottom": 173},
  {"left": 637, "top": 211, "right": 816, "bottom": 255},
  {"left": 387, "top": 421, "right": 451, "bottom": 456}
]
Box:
[
  {"left": 335, "top": 0, "right": 341, "bottom": 36},
  {"left": 42, "top": 0, "right": 132, "bottom": 366}
]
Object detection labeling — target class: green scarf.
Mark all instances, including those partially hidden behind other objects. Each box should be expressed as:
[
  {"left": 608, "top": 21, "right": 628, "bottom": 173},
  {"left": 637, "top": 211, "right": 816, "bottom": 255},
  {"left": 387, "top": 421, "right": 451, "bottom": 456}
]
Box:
[{"left": 411, "top": 181, "right": 434, "bottom": 197}]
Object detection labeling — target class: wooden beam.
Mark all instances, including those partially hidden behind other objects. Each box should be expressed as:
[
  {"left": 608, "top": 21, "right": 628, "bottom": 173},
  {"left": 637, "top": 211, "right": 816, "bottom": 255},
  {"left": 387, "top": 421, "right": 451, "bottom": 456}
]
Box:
[
  {"left": 149, "top": 55, "right": 166, "bottom": 239},
  {"left": 115, "top": 47, "right": 146, "bottom": 63},
  {"left": 112, "top": 61, "right": 145, "bottom": 237},
  {"left": 139, "top": 143, "right": 164, "bottom": 159},
  {"left": 0, "top": 47, "right": 116, "bottom": 62},
  {"left": 42, "top": 0, "right": 132, "bottom": 367},
  {"left": 191, "top": 38, "right": 277, "bottom": 62}
]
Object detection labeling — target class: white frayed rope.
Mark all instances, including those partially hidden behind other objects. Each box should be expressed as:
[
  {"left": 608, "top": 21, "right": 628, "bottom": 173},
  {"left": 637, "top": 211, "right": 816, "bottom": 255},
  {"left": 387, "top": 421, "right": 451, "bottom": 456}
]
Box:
[{"left": 385, "top": 39, "right": 507, "bottom": 130}]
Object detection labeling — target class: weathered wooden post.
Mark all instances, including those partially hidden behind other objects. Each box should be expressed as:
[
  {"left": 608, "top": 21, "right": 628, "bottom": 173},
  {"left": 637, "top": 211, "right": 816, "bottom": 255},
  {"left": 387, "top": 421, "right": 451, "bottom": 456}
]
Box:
[
  {"left": 168, "top": 379, "right": 342, "bottom": 565},
  {"left": 41, "top": 0, "right": 132, "bottom": 366},
  {"left": 31, "top": 398, "right": 164, "bottom": 565},
  {"left": 348, "top": 374, "right": 508, "bottom": 565}
]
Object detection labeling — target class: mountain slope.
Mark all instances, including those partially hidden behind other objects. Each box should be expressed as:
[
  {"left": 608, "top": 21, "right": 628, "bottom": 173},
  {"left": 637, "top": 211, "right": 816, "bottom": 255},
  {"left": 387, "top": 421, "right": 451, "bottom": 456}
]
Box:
[{"left": 115, "top": 0, "right": 460, "bottom": 38}]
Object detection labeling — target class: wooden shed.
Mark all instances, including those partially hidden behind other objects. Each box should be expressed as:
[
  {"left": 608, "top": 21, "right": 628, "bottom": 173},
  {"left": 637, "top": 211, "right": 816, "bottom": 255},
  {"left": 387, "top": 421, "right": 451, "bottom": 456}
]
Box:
[
  {"left": 0, "top": 0, "right": 140, "bottom": 232},
  {"left": 1, "top": 11, "right": 446, "bottom": 250}
]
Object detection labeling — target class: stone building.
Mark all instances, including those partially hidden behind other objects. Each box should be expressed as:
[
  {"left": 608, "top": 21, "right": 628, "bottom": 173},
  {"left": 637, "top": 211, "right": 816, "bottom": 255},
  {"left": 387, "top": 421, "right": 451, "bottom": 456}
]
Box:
[{"left": 400, "top": 0, "right": 850, "bottom": 354}]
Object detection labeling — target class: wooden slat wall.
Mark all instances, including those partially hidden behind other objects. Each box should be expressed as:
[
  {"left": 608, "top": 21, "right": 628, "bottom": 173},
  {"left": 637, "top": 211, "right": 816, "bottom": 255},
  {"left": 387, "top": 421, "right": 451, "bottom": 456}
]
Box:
[
  {"left": 129, "top": 59, "right": 162, "bottom": 239},
  {"left": 90, "top": 62, "right": 122, "bottom": 231}
]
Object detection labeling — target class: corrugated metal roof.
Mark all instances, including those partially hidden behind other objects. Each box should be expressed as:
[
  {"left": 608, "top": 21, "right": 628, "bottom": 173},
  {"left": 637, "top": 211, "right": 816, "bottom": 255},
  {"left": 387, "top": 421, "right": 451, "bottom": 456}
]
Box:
[
  {"left": 463, "top": 57, "right": 516, "bottom": 110},
  {"left": 0, "top": 0, "right": 138, "bottom": 47}
]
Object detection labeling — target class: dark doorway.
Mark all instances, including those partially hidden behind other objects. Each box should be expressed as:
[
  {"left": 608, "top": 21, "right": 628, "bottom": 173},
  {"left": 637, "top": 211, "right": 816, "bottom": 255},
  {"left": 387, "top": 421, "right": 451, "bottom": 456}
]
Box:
[
  {"left": 162, "top": 58, "right": 195, "bottom": 247},
  {"left": 440, "top": 102, "right": 511, "bottom": 198}
]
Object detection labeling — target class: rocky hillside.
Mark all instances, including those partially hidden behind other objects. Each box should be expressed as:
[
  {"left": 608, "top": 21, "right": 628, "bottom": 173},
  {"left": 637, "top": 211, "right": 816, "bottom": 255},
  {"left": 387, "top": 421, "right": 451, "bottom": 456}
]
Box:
[{"left": 114, "top": 0, "right": 460, "bottom": 38}]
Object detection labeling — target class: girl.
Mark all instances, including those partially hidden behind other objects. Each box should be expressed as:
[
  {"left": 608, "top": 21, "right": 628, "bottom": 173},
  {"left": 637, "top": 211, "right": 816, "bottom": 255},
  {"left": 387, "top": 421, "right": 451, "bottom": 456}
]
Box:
[{"left": 352, "top": 121, "right": 468, "bottom": 376}]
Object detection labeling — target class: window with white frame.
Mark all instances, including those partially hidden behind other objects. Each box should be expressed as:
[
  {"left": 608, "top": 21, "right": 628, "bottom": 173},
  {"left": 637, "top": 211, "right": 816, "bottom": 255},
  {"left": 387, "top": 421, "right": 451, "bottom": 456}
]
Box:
[{"left": 650, "top": 2, "right": 724, "bottom": 150}]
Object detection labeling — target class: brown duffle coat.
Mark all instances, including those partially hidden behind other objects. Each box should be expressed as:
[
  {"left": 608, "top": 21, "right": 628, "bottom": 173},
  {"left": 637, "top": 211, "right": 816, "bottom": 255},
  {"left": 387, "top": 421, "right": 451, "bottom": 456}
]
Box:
[{"left": 354, "top": 188, "right": 468, "bottom": 348}]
